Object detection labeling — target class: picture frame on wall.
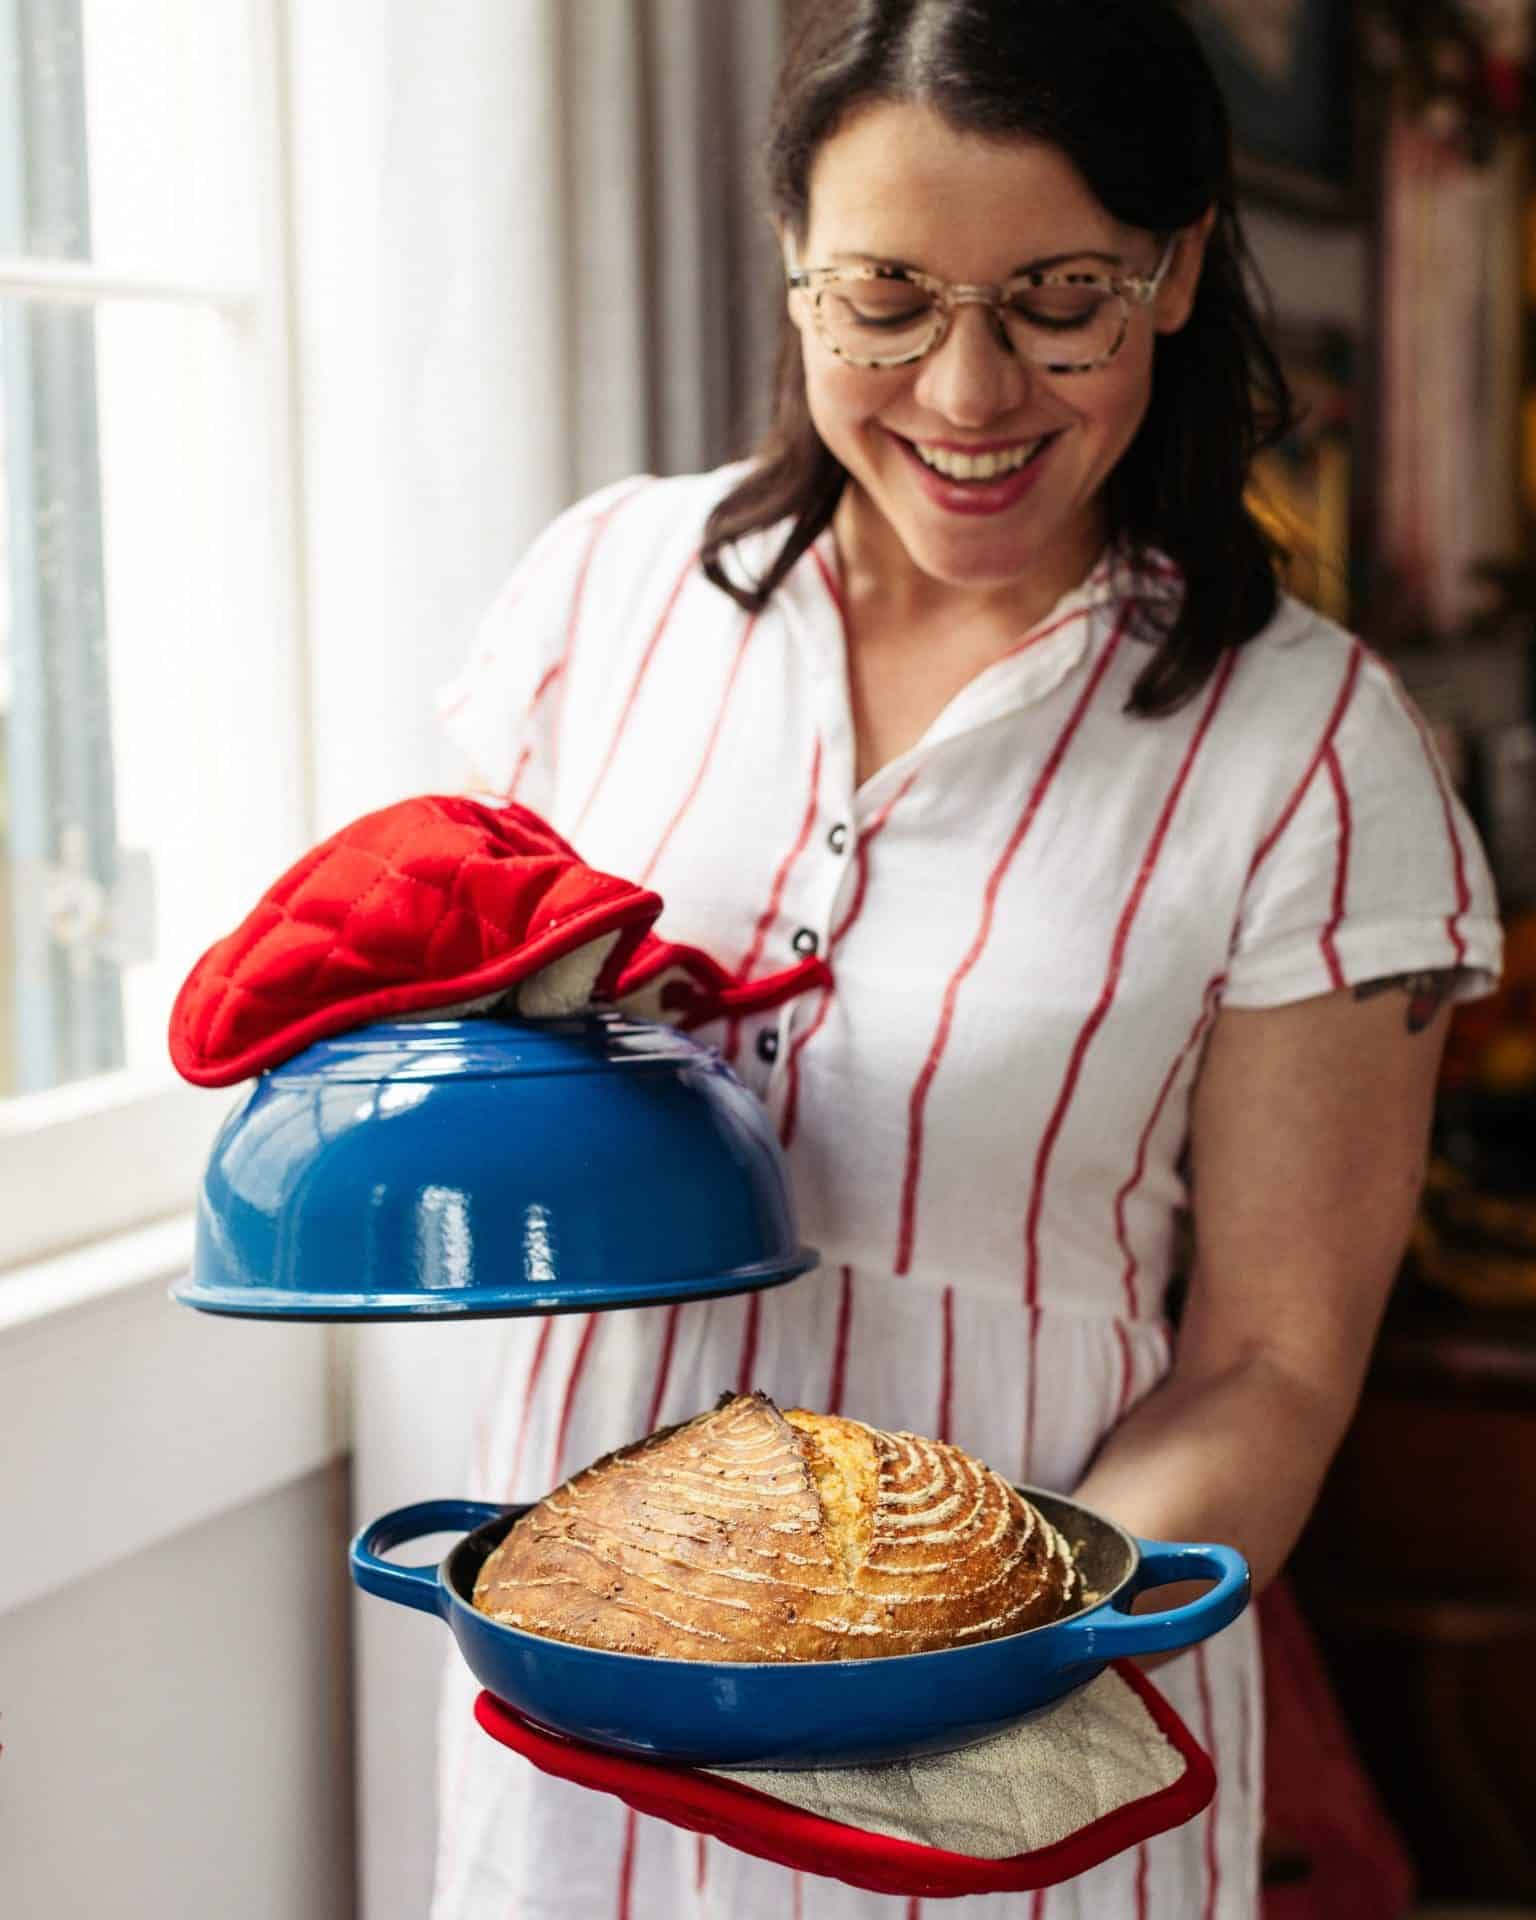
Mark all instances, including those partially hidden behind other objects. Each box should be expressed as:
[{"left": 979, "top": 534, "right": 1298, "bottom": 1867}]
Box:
[{"left": 1184, "top": 0, "right": 1362, "bottom": 219}]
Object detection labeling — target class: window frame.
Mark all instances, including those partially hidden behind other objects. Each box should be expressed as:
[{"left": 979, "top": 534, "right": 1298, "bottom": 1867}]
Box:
[{"left": 0, "top": 0, "right": 310, "bottom": 1275}]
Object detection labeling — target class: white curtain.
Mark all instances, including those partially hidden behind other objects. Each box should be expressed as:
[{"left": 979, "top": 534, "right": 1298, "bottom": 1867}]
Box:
[
  {"left": 287, "top": 0, "right": 785, "bottom": 833},
  {"left": 281, "top": 5, "right": 786, "bottom": 1914}
]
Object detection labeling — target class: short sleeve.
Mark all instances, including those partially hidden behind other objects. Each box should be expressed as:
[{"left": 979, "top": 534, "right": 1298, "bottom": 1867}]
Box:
[
  {"left": 435, "top": 478, "right": 646, "bottom": 816},
  {"left": 1223, "top": 655, "right": 1503, "bottom": 1009}
]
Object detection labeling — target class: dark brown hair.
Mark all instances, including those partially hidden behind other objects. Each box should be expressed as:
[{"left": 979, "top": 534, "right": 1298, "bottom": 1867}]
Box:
[{"left": 700, "top": 0, "right": 1296, "bottom": 716}]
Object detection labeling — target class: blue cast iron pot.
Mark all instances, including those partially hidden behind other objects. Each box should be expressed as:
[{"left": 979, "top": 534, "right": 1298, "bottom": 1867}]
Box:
[
  {"left": 350, "top": 1490, "right": 1249, "bottom": 1770},
  {"left": 175, "top": 1012, "right": 815, "bottom": 1319}
]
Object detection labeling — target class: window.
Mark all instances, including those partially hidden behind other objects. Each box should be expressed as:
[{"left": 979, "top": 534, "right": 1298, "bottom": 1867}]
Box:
[{"left": 0, "top": 0, "right": 308, "bottom": 1268}]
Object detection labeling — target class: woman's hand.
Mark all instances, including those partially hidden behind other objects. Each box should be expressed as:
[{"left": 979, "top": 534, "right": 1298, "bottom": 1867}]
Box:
[{"left": 1070, "top": 973, "right": 1459, "bottom": 1635}]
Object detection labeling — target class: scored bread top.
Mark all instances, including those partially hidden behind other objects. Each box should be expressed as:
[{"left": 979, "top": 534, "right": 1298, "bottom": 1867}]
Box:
[{"left": 470, "top": 1392, "right": 1082, "bottom": 1661}]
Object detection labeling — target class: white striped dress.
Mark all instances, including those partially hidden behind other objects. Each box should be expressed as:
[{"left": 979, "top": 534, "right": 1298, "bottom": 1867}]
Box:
[{"left": 429, "top": 465, "right": 1500, "bottom": 1920}]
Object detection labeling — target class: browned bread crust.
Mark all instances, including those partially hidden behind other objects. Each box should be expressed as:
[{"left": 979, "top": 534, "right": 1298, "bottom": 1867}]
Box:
[{"left": 471, "top": 1392, "right": 1082, "bottom": 1661}]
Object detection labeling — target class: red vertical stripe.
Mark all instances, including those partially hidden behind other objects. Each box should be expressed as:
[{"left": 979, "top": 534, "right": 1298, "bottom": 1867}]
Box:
[
  {"left": 736, "top": 1294, "right": 762, "bottom": 1394},
  {"left": 616, "top": 1806, "right": 638, "bottom": 1920},
  {"left": 779, "top": 769, "right": 920, "bottom": 1148},
  {"left": 773, "top": 530, "right": 908, "bottom": 1133},
  {"left": 1000, "top": 600, "right": 1100, "bottom": 662},
  {"left": 1319, "top": 744, "right": 1353, "bottom": 989},
  {"left": 504, "top": 741, "right": 534, "bottom": 803},
  {"left": 895, "top": 607, "right": 1132, "bottom": 1275},
  {"left": 441, "top": 635, "right": 545, "bottom": 726},
  {"left": 1196, "top": 1644, "right": 1221, "bottom": 1920},
  {"left": 777, "top": 986, "right": 832, "bottom": 1150},
  {"left": 906, "top": 1898, "right": 923, "bottom": 1920},
  {"left": 1245, "top": 641, "right": 1363, "bottom": 886},
  {"left": 640, "top": 612, "right": 760, "bottom": 884},
  {"left": 1135, "top": 1840, "right": 1150, "bottom": 1917},
  {"left": 827, "top": 1267, "right": 854, "bottom": 1414},
  {"left": 834, "top": 769, "right": 920, "bottom": 945},
  {"left": 548, "top": 483, "right": 650, "bottom": 763},
  {"left": 443, "top": 482, "right": 637, "bottom": 774},
  {"left": 1110, "top": 973, "right": 1225, "bottom": 1321},
  {"left": 1030, "top": 1888, "right": 1048, "bottom": 1919},
  {"left": 810, "top": 539, "right": 846, "bottom": 622},
  {"left": 572, "top": 547, "right": 698, "bottom": 837},
  {"left": 937, "top": 1286, "right": 955, "bottom": 1442},
  {"left": 525, "top": 657, "right": 564, "bottom": 721},
  {"left": 551, "top": 1313, "right": 601, "bottom": 1482},
  {"left": 736, "top": 735, "right": 825, "bottom": 978},
  {"left": 694, "top": 1832, "right": 707, "bottom": 1892},
  {"left": 1023, "top": 654, "right": 1238, "bottom": 1463},
  {"left": 501, "top": 1318, "right": 555, "bottom": 1499},
  {"left": 527, "top": 657, "right": 564, "bottom": 705},
  {"left": 1022, "top": 1304, "right": 1042, "bottom": 1481},
  {"left": 1376, "top": 652, "right": 1474, "bottom": 962},
  {"left": 725, "top": 738, "right": 825, "bottom": 1063},
  {"left": 792, "top": 1869, "right": 805, "bottom": 1920},
  {"left": 644, "top": 1304, "right": 682, "bottom": 1433},
  {"left": 500, "top": 660, "right": 566, "bottom": 801},
  {"left": 438, "top": 483, "right": 646, "bottom": 735}
]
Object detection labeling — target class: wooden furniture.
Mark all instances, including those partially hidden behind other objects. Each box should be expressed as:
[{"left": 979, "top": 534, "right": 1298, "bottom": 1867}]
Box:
[{"left": 1290, "top": 1290, "right": 1536, "bottom": 1903}]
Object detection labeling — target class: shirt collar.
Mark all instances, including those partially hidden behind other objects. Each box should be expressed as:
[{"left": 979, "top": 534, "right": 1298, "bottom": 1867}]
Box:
[{"left": 799, "top": 531, "right": 1183, "bottom": 722}]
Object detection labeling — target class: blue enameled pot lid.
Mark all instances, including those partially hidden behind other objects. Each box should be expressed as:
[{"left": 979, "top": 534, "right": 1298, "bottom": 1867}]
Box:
[{"left": 174, "top": 1012, "right": 817, "bottom": 1320}]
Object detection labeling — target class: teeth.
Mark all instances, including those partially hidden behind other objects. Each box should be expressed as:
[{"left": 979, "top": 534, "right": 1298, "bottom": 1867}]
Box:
[{"left": 914, "top": 438, "right": 1047, "bottom": 481}]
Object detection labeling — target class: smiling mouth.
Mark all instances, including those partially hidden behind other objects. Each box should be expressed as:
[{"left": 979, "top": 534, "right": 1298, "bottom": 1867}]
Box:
[{"left": 908, "top": 435, "right": 1058, "bottom": 481}]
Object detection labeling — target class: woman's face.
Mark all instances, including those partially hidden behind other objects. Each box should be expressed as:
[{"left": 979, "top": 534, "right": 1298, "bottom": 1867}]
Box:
[{"left": 790, "top": 101, "right": 1209, "bottom": 601}]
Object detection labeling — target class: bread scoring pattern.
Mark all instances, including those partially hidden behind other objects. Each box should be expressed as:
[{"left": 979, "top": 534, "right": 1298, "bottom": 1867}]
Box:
[{"left": 471, "top": 1392, "right": 1082, "bottom": 1660}]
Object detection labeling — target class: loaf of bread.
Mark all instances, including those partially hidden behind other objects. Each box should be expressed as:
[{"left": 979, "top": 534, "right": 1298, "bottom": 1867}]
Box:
[{"left": 471, "top": 1391, "right": 1082, "bottom": 1660}]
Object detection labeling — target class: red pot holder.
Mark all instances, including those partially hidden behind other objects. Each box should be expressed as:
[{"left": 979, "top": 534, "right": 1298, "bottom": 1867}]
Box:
[
  {"left": 169, "top": 795, "right": 830, "bottom": 1088},
  {"left": 473, "top": 1662, "right": 1215, "bottom": 1899}
]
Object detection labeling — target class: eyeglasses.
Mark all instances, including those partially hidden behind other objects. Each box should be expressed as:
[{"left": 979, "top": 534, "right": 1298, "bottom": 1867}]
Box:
[{"left": 787, "top": 236, "right": 1180, "bottom": 375}]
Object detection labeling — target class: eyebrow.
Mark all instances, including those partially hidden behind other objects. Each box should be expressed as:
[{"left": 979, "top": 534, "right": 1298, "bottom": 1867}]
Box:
[{"left": 829, "top": 248, "right": 1124, "bottom": 274}]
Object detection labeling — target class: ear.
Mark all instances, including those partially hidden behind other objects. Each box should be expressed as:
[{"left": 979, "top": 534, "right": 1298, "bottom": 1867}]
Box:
[
  {"left": 776, "top": 221, "right": 808, "bottom": 331},
  {"left": 1153, "top": 206, "right": 1218, "bottom": 337}
]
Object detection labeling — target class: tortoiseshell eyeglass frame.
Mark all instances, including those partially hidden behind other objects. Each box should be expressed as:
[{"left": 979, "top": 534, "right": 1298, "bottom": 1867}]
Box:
[{"left": 786, "top": 233, "right": 1180, "bottom": 374}]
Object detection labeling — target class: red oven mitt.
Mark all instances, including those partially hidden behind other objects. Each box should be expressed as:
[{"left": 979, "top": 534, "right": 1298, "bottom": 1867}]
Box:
[
  {"left": 169, "top": 795, "right": 830, "bottom": 1088},
  {"left": 473, "top": 1661, "right": 1214, "bottom": 1899}
]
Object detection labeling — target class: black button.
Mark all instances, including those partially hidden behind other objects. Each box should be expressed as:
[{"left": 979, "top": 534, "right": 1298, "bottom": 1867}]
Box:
[
  {"left": 827, "top": 823, "right": 849, "bottom": 855},
  {"left": 756, "top": 1028, "right": 779, "bottom": 1064},
  {"left": 792, "top": 928, "right": 820, "bottom": 957}
]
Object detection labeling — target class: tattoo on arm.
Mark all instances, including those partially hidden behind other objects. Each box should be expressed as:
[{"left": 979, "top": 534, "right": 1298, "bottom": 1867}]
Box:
[{"left": 1353, "top": 969, "right": 1468, "bottom": 1035}]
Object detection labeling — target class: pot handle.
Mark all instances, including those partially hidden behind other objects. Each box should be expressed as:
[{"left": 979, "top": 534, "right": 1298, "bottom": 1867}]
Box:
[
  {"left": 1047, "top": 1540, "right": 1251, "bottom": 1668},
  {"left": 349, "top": 1499, "right": 506, "bottom": 1618}
]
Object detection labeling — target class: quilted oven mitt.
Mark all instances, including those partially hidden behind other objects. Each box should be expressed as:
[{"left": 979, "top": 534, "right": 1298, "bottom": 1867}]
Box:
[
  {"left": 169, "top": 795, "right": 830, "bottom": 1088},
  {"left": 472, "top": 1660, "right": 1215, "bottom": 1898}
]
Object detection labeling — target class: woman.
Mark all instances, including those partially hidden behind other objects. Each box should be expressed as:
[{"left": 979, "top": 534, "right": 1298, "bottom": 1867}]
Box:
[{"left": 433, "top": 2, "right": 1501, "bottom": 1914}]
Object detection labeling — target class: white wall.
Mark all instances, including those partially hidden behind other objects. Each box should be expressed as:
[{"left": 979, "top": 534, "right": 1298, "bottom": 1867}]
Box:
[
  {"left": 0, "top": 1464, "right": 354, "bottom": 1920},
  {"left": 0, "top": 1228, "right": 351, "bottom": 1919}
]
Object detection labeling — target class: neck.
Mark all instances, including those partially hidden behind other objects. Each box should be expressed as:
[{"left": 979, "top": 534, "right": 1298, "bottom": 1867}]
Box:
[{"left": 831, "top": 486, "right": 1108, "bottom": 642}]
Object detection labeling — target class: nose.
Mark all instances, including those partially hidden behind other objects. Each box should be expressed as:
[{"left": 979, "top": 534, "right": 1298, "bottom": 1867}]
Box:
[{"left": 912, "top": 301, "right": 1031, "bottom": 427}]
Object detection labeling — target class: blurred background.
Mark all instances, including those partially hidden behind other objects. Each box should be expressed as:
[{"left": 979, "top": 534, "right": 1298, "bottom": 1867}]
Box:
[{"left": 1, "top": 2, "right": 1534, "bottom": 1916}]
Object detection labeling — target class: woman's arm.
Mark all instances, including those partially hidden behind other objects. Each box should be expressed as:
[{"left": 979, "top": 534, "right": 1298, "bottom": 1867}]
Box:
[{"left": 1070, "top": 973, "right": 1460, "bottom": 1600}]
